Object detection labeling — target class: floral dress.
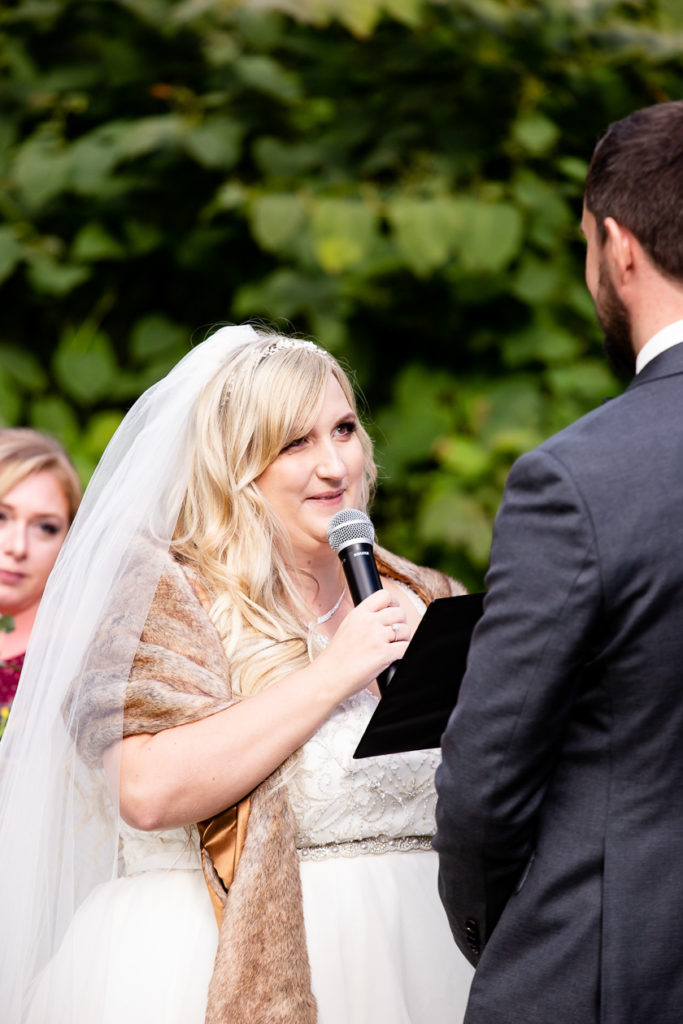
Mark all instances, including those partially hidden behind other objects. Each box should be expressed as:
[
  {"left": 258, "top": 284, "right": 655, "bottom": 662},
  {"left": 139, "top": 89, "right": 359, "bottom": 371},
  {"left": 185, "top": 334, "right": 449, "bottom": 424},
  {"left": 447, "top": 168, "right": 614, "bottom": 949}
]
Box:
[{"left": 0, "top": 653, "right": 24, "bottom": 737}]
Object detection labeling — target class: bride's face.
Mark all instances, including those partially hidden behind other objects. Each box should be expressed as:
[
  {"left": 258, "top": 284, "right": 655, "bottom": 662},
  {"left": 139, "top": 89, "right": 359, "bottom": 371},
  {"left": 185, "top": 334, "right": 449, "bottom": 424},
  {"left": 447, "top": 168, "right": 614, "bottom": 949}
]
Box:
[{"left": 256, "top": 375, "right": 364, "bottom": 559}]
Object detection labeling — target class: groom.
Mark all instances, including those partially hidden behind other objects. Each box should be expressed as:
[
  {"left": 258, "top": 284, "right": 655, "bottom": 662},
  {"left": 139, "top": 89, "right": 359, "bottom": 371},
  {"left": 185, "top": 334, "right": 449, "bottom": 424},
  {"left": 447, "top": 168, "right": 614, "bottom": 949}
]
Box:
[{"left": 434, "top": 100, "right": 683, "bottom": 1024}]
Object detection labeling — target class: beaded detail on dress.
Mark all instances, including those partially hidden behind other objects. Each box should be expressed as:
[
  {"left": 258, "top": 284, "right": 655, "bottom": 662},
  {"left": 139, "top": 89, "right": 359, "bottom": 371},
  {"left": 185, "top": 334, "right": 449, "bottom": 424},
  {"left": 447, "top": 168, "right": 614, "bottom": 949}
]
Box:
[{"left": 298, "top": 835, "right": 433, "bottom": 861}]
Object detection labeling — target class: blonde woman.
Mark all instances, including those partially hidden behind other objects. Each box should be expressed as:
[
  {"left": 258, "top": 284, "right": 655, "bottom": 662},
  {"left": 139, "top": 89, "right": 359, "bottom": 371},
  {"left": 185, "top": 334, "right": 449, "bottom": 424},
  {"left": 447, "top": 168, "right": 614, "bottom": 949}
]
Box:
[
  {"left": 0, "top": 326, "right": 474, "bottom": 1024},
  {"left": 0, "top": 429, "right": 81, "bottom": 718}
]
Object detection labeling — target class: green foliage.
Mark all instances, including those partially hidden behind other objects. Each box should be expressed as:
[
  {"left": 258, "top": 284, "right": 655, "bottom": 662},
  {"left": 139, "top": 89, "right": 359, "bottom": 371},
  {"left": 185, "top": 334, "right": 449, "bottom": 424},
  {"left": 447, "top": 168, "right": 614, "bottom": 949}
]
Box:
[
  {"left": 1, "top": 0, "right": 682, "bottom": 587},
  {"left": 0, "top": 615, "right": 15, "bottom": 635}
]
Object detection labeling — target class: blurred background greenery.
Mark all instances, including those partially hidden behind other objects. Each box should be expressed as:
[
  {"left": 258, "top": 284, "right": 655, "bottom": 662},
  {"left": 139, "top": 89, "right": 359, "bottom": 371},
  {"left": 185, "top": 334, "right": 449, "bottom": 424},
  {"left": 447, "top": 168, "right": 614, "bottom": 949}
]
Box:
[{"left": 1, "top": 0, "right": 682, "bottom": 589}]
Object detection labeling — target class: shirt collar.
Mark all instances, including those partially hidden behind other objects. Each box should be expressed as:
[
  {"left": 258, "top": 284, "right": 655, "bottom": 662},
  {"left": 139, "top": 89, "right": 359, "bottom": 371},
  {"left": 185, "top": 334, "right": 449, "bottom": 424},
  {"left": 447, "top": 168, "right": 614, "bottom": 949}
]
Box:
[{"left": 635, "top": 319, "right": 683, "bottom": 374}]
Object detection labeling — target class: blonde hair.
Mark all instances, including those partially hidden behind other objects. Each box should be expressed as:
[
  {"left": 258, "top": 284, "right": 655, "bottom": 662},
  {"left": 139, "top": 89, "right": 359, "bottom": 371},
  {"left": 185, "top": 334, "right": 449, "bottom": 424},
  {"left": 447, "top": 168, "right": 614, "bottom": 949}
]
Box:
[
  {"left": 0, "top": 428, "right": 82, "bottom": 523},
  {"left": 173, "top": 331, "right": 376, "bottom": 698}
]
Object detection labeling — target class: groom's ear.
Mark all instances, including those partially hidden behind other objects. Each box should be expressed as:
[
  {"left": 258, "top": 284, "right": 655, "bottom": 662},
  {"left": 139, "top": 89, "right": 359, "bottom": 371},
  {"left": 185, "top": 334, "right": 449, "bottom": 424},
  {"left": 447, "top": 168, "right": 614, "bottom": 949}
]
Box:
[{"left": 603, "top": 217, "right": 636, "bottom": 287}]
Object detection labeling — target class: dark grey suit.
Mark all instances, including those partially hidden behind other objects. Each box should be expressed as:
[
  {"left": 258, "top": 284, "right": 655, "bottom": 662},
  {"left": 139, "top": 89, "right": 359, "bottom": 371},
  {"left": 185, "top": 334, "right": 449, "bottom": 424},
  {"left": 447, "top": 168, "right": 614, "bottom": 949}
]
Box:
[{"left": 435, "top": 341, "right": 683, "bottom": 1023}]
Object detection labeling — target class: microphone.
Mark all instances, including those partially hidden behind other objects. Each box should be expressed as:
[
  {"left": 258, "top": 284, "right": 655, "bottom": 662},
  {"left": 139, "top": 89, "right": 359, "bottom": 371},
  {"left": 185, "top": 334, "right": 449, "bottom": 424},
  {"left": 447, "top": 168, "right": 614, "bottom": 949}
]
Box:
[{"left": 326, "top": 508, "right": 397, "bottom": 694}]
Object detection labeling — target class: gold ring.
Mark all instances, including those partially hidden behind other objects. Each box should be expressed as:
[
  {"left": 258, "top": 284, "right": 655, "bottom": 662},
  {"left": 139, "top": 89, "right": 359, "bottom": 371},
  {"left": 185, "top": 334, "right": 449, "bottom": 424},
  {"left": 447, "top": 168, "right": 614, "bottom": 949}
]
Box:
[{"left": 392, "top": 624, "right": 399, "bottom": 642}]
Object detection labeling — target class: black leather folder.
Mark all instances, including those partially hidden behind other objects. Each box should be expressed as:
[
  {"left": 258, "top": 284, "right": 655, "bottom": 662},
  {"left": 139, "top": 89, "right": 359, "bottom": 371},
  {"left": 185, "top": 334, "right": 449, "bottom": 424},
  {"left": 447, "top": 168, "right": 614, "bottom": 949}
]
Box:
[{"left": 353, "top": 592, "right": 485, "bottom": 758}]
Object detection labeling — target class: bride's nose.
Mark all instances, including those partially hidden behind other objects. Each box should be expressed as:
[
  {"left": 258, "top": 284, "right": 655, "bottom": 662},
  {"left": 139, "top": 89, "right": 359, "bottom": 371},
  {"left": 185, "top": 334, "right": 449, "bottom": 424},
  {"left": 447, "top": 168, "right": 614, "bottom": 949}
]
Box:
[{"left": 314, "top": 440, "right": 345, "bottom": 480}]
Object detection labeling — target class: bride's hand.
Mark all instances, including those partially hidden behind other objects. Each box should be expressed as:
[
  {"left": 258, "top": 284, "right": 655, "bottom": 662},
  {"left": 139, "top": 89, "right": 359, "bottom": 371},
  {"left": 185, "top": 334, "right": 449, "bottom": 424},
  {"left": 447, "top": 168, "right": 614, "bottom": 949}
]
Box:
[{"left": 316, "top": 589, "right": 408, "bottom": 702}]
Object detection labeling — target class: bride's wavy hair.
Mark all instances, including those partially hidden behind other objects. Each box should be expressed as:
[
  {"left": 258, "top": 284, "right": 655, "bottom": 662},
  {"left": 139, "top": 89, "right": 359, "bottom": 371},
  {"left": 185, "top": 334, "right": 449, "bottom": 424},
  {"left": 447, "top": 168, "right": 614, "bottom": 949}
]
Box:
[{"left": 173, "top": 330, "right": 376, "bottom": 697}]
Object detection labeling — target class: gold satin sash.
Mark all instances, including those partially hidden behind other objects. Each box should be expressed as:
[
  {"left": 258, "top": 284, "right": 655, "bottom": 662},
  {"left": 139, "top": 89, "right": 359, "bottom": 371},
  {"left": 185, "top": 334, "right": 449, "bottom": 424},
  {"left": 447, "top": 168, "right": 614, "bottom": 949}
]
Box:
[{"left": 198, "top": 795, "right": 251, "bottom": 927}]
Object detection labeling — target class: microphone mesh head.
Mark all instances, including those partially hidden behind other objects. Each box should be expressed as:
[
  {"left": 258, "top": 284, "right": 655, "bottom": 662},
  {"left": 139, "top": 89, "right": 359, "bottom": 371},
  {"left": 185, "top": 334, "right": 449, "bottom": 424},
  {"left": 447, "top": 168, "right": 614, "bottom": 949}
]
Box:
[{"left": 326, "top": 508, "right": 375, "bottom": 553}]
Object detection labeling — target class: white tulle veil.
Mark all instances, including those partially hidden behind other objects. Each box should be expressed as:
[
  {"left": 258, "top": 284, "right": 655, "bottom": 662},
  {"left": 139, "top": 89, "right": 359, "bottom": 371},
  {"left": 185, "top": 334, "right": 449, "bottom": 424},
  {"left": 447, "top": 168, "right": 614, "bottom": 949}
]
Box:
[{"left": 0, "top": 324, "right": 260, "bottom": 1022}]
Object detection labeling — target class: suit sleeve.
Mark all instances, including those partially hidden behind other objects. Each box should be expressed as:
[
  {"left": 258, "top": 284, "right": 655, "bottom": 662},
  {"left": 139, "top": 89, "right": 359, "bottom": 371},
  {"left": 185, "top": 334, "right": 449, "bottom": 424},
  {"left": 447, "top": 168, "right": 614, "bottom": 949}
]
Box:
[{"left": 434, "top": 446, "right": 602, "bottom": 964}]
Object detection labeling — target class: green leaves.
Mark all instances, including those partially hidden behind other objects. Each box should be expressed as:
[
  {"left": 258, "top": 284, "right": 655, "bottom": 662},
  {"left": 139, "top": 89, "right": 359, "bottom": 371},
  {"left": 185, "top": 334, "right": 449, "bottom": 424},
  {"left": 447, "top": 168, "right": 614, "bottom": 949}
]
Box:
[
  {"left": 311, "top": 199, "right": 378, "bottom": 274},
  {"left": 0, "top": 614, "right": 15, "bottom": 635},
  {"left": 453, "top": 199, "right": 523, "bottom": 275},
  {"left": 246, "top": 192, "right": 523, "bottom": 280},
  {"left": 249, "top": 195, "right": 307, "bottom": 255},
  {"left": 388, "top": 198, "right": 458, "bottom": 277},
  {"left": 53, "top": 329, "right": 119, "bottom": 405},
  {"left": 0, "top": 228, "right": 22, "bottom": 284},
  {"left": 1, "top": 0, "right": 679, "bottom": 587}
]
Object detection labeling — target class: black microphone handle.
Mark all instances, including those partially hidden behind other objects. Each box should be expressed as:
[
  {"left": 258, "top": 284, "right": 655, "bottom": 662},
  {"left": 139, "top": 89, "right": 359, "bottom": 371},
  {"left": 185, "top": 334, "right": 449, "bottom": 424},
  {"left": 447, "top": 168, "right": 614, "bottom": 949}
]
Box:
[{"left": 338, "top": 542, "right": 397, "bottom": 694}]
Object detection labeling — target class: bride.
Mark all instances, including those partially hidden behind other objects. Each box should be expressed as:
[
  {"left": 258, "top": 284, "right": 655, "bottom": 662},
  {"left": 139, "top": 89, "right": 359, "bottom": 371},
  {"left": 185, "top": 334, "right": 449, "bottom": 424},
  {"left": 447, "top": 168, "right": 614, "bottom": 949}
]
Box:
[{"left": 0, "top": 325, "right": 474, "bottom": 1023}]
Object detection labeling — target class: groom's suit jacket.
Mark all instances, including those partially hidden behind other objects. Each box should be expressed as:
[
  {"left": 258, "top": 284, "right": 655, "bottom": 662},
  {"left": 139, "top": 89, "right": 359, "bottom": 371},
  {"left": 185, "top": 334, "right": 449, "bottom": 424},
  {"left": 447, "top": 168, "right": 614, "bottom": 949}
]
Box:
[{"left": 435, "top": 340, "right": 683, "bottom": 1024}]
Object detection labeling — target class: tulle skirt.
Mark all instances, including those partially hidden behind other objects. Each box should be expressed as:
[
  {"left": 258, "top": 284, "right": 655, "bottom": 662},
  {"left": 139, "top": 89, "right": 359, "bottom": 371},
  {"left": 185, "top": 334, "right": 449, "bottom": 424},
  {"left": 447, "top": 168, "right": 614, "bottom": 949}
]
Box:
[
  {"left": 301, "top": 848, "right": 474, "bottom": 1024},
  {"left": 27, "top": 850, "right": 473, "bottom": 1024},
  {"left": 26, "top": 869, "right": 217, "bottom": 1024}
]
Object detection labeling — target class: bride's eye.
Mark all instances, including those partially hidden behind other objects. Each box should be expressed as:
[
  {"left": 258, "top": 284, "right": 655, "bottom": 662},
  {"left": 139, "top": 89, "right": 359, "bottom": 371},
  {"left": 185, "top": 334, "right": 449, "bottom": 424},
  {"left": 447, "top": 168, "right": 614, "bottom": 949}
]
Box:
[
  {"left": 335, "top": 420, "right": 357, "bottom": 438},
  {"left": 282, "top": 435, "right": 307, "bottom": 453}
]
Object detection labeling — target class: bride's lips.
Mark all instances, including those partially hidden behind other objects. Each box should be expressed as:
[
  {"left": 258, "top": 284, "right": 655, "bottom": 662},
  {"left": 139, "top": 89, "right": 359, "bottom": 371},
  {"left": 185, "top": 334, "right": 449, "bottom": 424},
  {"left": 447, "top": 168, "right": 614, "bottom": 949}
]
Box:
[{"left": 307, "top": 490, "right": 344, "bottom": 505}]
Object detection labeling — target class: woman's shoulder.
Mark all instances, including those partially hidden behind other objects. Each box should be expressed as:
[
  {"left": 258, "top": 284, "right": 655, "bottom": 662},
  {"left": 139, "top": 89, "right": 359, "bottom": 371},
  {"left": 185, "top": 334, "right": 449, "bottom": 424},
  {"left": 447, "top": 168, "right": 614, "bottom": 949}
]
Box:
[{"left": 375, "top": 545, "right": 466, "bottom": 605}]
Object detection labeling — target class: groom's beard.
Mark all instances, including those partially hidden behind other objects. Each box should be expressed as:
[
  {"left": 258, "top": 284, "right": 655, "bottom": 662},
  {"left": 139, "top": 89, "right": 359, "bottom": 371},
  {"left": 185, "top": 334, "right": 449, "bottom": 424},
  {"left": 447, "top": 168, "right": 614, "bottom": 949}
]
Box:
[{"left": 596, "top": 261, "right": 636, "bottom": 378}]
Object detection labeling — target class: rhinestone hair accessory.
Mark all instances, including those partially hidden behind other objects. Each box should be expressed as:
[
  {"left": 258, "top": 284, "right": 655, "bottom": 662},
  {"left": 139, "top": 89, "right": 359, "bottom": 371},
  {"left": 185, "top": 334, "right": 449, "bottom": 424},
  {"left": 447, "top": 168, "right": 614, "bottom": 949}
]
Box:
[
  {"left": 225, "top": 336, "right": 331, "bottom": 399},
  {"left": 257, "top": 338, "right": 327, "bottom": 362}
]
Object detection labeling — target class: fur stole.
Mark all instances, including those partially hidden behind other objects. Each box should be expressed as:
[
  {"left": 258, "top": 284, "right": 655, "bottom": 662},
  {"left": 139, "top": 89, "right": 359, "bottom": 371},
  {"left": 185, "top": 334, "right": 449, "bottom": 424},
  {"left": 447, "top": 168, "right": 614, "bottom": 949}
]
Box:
[{"left": 74, "top": 546, "right": 463, "bottom": 1022}]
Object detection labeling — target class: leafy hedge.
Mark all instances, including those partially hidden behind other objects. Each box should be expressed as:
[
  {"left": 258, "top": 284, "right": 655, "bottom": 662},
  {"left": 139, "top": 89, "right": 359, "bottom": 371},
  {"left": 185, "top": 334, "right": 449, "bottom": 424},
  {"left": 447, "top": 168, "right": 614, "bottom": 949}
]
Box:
[{"left": 1, "top": 0, "right": 682, "bottom": 587}]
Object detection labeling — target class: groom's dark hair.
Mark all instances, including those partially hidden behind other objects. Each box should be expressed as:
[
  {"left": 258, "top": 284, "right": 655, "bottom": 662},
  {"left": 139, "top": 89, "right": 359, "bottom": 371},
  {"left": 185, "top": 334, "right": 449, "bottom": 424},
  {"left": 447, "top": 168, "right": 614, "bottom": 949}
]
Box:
[{"left": 585, "top": 99, "right": 683, "bottom": 282}]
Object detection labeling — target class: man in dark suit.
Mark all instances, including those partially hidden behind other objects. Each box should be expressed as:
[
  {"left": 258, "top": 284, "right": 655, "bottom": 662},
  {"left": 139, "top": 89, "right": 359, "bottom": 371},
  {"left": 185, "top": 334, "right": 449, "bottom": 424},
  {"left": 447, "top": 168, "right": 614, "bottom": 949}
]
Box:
[{"left": 434, "top": 100, "right": 683, "bottom": 1023}]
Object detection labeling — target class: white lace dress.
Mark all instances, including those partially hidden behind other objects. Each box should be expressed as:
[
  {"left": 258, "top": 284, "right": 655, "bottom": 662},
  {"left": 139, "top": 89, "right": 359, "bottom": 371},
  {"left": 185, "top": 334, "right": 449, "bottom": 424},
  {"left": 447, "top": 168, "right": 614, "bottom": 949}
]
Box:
[{"left": 28, "top": 699, "right": 473, "bottom": 1024}]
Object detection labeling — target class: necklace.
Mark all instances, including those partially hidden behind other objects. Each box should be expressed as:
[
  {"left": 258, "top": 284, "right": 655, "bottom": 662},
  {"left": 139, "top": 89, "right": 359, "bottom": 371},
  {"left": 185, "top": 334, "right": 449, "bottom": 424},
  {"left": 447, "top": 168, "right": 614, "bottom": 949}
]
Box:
[{"left": 314, "top": 586, "right": 346, "bottom": 625}]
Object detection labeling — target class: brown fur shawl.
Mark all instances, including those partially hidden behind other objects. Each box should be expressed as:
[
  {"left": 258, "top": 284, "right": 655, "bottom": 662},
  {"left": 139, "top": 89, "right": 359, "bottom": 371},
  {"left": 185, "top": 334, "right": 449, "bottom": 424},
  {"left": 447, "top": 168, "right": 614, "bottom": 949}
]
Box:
[{"left": 75, "top": 546, "right": 464, "bottom": 1023}]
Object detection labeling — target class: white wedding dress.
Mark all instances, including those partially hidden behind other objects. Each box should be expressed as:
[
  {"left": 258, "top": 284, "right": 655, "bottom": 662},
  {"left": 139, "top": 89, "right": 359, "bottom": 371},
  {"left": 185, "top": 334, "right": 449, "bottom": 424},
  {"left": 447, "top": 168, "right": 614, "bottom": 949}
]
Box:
[
  {"left": 27, "top": 689, "right": 473, "bottom": 1024},
  {"left": 291, "top": 687, "right": 474, "bottom": 1023}
]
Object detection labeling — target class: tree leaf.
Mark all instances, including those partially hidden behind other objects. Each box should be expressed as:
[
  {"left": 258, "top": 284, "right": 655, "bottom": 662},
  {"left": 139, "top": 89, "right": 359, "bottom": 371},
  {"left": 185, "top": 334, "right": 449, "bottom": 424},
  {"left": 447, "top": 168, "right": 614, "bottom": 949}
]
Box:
[
  {"left": 434, "top": 436, "right": 493, "bottom": 482},
  {"left": 182, "top": 116, "right": 243, "bottom": 170},
  {"left": 311, "top": 198, "right": 378, "bottom": 273},
  {"left": 336, "top": 0, "right": 383, "bottom": 37},
  {"left": 29, "top": 396, "right": 80, "bottom": 446},
  {"left": 384, "top": 0, "right": 425, "bottom": 27},
  {"left": 546, "top": 361, "right": 619, "bottom": 403},
  {"left": 453, "top": 198, "right": 524, "bottom": 274},
  {"left": 71, "top": 223, "right": 126, "bottom": 262},
  {"left": 26, "top": 256, "right": 91, "bottom": 296},
  {"left": 12, "top": 134, "right": 71, "bottom": 209},
  {"left": 249, "top": 194, "right": 308, "bottom": 254},
  {"left": 234, "top": 55, "right": 302, "bottom": 101},
  {"left": 374, "top": 364, "right": 454, "bottom": 476},
  {"left": 0, "top": 345, "right": 48, "bottom": 391},
  {"left": 387, "top": 198, "right": 459, "bottom": 277},
  {"left": 501, "top": 323, "right": 583, "bottom": 367},
  {"left": 511, "top": 112, "right": 560, "bottom": 156},
  {"left": 512, "top": 254, "right": 562, "bottom": 303},
  {"left": 53, "top": 329, "right": 119, "bottom": 404},
  {"left": 130, "top": 314, "right": 190, "bottom": 361},
  {"left": 0, "top": 368, "right": 22, "bottom": 425},
  {"left": 419, "top": 490, "right": 493, "bottom": 567},
  {"left": 0, "top": 227, "right": 22, "bottom": 284}
]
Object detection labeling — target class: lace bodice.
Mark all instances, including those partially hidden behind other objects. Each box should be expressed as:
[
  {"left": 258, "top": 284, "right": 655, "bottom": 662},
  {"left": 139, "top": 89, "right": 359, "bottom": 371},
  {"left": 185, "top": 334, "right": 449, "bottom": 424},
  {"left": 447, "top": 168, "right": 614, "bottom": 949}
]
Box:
[
  {"left": 120, "top": 821, "right": 201, "bottom": 875},
  {"left": 288, "top": 688, "right": 440, "bottom": 853},
  {"left": 120, "top": 690, "right": 441, "bottom": 874}
]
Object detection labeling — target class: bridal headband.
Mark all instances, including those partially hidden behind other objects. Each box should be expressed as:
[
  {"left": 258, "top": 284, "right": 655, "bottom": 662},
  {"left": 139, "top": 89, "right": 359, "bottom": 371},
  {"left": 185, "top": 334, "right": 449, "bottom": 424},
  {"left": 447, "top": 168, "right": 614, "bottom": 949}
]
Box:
[{"left": 222, "top": 335, "right": 333, "bottom": 399}]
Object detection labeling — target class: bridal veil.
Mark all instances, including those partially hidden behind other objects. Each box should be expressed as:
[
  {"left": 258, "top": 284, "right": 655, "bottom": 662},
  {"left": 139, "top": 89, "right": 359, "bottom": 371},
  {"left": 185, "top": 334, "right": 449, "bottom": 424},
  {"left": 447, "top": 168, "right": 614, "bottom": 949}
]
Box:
[{"left": 0, "top": 324, "right": 258, "bottom": 1022}]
